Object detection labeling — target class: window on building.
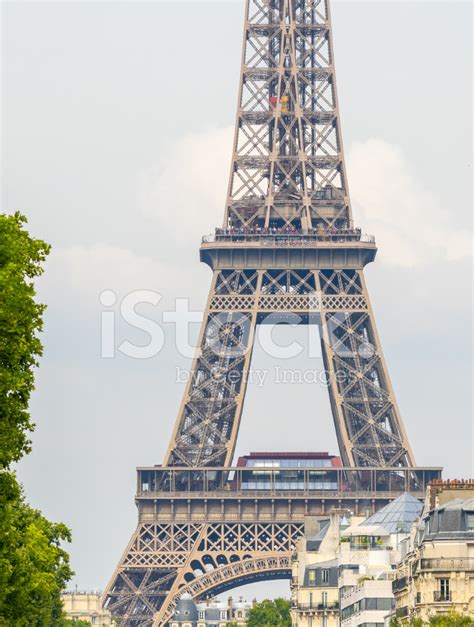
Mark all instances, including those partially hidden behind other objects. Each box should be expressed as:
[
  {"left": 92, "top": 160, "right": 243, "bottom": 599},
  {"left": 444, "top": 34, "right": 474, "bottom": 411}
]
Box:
[
  {"left": 362, "top": 598, "right": 393, "bottom": 611},
  {"left": 425, "top": 517, "right": 430, "bottom": 535},
  {"left": 199, "top": 611, "right": 205, "bottom": 620},
  {"left": 321, "top": 592, "right": 327, "bottom": 607},
  {"left": 309, "top": 570, "right": 316, "bottom": 584},
  {"left": 220, "top": 611, "right": 227, "bottom": 619},
  {"left": 378, "top": 598, "right": 394, "bottom": 610},
  {"left": 466, "top": 513, "right": 474, "bottom": 530},
  {"left": 440, "top": 578, "right": 450, "bottom": 600},
  {"left": 321, "top": 569, "right": 329, "bottom": 584}
]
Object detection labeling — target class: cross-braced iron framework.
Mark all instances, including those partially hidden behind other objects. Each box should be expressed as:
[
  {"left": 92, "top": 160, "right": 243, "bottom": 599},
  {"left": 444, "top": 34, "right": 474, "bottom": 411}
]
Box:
[
  {"left": 106, "top": 521, "right": 299, "bottom": 624},
  {"left": 225, "top": 0, "right": 351, "bottom": 230},
  {"left": 164, "top": 267, "right": 415, "bottom": 470},
  {"left": 103, "top": 1, "right": 437, "bottom": 624}
]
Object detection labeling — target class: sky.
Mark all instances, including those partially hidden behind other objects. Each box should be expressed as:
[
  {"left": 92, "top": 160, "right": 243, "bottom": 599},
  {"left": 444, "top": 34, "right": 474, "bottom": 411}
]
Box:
[{"left": 1, "top": 0, "right": 472, "bottom": 601}]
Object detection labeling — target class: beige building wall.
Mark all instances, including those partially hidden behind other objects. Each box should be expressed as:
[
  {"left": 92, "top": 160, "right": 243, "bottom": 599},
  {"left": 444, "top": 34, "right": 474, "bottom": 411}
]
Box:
[
  {"left": 393, "top": 542, "right": 474, "bottom": 622},
  {"left": 62, "top": 592, "right": 116, "bottom": 625}
]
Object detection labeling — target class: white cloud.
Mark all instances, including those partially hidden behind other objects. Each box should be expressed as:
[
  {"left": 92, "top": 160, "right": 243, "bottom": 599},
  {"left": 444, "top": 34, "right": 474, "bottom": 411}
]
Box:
[
  {"left": 347, "top": 138, "right": 472, "bottom": 267},
  {"left": 138, "top": 126, "right": 234, "bottom": 242},
  {"left": 37, "top": 244, "right": 170, "bottom": 309}
]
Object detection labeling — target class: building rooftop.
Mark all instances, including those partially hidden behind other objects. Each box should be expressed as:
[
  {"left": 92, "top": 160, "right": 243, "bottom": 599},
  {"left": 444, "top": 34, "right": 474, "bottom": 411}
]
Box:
[
  {"left": 172, "top": 594, "right": 198, "bottom": 623},
  {"left": 304, "top": 559, "right": 339, "bottom": 587},
  {"left": 362, "top": 492, "right": 423, "bottom": 533},
  {"left": 307, "top": 520, "right": 330, "bottom": 552},
  {"left": 307, "top": 558, "right": 339, "bottom": 569},
  {"left": 423, "top": 497, "right": 474, "bottom": 540},
  {"left": 438, "top": 497, "right": 474, "bottom": 512}
]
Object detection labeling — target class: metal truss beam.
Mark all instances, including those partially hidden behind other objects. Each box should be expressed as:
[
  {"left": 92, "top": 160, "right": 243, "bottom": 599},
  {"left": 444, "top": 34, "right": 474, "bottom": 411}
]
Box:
[
  {"left": 225, "top": 0, "right": 352, "bottom": 230},
  {"left": 163, "top": 269, "right": 415, "bottom": 469}
]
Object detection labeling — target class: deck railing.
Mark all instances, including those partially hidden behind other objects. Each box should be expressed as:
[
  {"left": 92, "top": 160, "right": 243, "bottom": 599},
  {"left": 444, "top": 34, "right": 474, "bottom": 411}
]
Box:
[
  {"left": 202, "top": 230, "right": 375, "bottom": 245},
  {"left": 420, "top": 558, "right": 474, "bottom": 572},
  {"left": 294, "top": 602, "right": 339, "bottom": 612},
  {"left": 135, "top": 466, "right": 442, "bottom": 497}
]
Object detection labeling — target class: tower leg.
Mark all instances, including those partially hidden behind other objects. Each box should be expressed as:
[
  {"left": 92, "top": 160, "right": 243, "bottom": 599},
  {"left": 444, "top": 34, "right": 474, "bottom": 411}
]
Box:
[
  {"left": 164, "top": 270, "right": 262, "bottom": 469},
  {"left": 317, "top": 269, "right": 415, "bottom": 467}
]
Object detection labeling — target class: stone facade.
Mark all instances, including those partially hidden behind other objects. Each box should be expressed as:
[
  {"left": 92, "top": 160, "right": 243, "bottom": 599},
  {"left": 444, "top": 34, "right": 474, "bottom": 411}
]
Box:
[
  {"left": 291, "top": 494, "right": 424, "bottom": 627},
  {"left": 391, "top": 483, "right": 474, "bottom": 623},
  {"left": 62, "top": 592, "right": 116, "bottom": 625}
]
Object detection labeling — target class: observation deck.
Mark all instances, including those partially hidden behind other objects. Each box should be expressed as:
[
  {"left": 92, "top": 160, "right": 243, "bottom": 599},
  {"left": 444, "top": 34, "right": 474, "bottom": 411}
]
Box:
[
  {"left": 134, "top": 464, "right": 442, "bottom": 524},
  {"left": 200, "top": 227, "right": 377, "bottom": 270}
]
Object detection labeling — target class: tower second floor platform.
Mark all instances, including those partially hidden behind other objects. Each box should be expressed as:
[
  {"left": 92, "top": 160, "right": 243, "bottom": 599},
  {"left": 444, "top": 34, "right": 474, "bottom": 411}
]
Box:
[{"left": 200, "top": 227, "right": 377, "bottom": 270}]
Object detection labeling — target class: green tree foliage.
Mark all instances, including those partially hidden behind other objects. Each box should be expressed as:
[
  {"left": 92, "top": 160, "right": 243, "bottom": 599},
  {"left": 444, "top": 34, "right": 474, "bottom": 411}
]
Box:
[
  {"left": 0, "top": 473, "right": 73, "bottom": 625},
  {"left": 246, "top": 598, "right": 291, "bottom": 627},
  {"left": 0, "top": 212, "right": 50, "bottom": 466},
  {"left": 390, "top": 612, "right": 472, "bottom": 627},
  {"left": 0, "top": 213, "right": 73, "bottom": 626},
  {"left": 428, "top": 612, "right": 472, "bottom": 626}
]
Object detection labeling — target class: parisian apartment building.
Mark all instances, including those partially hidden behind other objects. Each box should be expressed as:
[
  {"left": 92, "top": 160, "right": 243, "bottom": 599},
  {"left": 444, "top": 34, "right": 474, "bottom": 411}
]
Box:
[
  {"left": 290, "top": 482, "right": 474, "bottom": 626},
  {"left": 169, "top": 594, "right": 252, "bottom": 627},
  {"left": 390, "top": 481, "right": 474, "bottom": 623}
]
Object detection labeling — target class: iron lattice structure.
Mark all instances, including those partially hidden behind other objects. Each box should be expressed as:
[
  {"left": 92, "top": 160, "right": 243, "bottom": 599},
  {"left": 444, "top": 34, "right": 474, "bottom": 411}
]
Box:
[
  {"left": 225, "top": 0, "right": 351, "bottom": 231},
  {"left": 165, "top": 267, "right": 414, "bottom": 469},
  {"left": 103, "top": 1, "right": 436, "bottom": 624}
]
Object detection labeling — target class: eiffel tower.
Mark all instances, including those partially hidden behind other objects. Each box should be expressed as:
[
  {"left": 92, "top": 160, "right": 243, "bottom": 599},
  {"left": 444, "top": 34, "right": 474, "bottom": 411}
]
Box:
[{"left": 103, "top": 1, "right": 441, "bottom": 624}]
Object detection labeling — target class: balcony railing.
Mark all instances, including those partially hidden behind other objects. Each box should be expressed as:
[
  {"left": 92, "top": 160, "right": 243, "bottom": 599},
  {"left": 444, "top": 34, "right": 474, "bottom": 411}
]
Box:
[
  {"left": 433, "top": 591, "right": 451, "bottom": 602},
  {"left": 293, "top": 602, "right": 339, "bottom": 612},
  {"left": 136, "top": 466, "right": 442, "bottom": 497},
  {"left": 396, "top": 606, "right": 409, "bottom": 618},
  {"left": 392, "top": 576, "right": 409, "bottom": 592},
  {"left": 202, "top": 229, "right": 375, "bottom": 246},
  {"left": 347, "top": 543, "right": 393, "bottom": 551},
  {"left": 419, "top": 558, "right": 474, "bottom": 572}
]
